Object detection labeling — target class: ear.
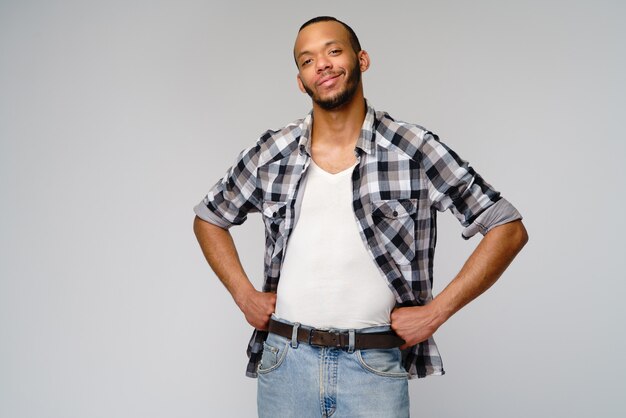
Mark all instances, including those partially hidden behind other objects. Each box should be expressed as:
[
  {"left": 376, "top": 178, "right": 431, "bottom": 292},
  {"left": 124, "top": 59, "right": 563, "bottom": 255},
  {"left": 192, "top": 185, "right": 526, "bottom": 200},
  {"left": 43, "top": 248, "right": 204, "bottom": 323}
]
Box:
[
  {"left": 296, "top": 74, "right": 307, "bottom": 94},
  {"left": 358, "top": 50, "right": 371, "bottom": 73}
]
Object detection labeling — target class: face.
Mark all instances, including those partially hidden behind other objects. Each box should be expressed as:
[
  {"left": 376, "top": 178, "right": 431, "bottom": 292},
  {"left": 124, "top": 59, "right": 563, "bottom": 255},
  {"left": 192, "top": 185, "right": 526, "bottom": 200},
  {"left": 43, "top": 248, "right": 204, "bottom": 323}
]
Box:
[{"left": 294, "top": 21, "right": 369, "bottom": 110}]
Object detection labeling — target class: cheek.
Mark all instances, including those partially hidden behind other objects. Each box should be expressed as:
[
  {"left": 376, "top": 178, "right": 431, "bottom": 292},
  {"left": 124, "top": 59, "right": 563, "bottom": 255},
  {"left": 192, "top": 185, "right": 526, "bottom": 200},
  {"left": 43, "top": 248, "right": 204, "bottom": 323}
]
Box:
[
  {"left": 297, "top": 75, "right": 308, "bottom": 92},
  {"left": 299, "top": 73, "right": 315, "bottom": 89}
]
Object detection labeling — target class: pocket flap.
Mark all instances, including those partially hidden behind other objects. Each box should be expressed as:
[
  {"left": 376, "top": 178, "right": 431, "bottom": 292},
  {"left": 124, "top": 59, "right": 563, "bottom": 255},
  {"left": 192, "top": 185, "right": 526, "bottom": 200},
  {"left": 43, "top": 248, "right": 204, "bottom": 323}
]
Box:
[
  {"left": 371, "top": 199, "right": 417, "bottom": 218},
  {"left": 262, "top": 201, "right": 288, "bottom": 219}
]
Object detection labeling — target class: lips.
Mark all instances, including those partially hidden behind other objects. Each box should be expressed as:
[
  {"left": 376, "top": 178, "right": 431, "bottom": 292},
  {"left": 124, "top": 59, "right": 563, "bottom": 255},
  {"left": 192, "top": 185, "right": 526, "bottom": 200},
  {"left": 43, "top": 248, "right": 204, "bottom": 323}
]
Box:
[{"left": 316, "top": 72, "right": 341, "bottom": 87}]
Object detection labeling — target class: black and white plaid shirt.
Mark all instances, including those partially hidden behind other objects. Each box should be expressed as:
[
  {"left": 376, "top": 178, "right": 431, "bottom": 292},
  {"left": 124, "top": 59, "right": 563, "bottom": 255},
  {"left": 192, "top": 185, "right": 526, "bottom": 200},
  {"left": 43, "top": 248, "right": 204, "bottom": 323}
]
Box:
[{"left": 195, "top": 101, "right": 521, "bottom": 379}]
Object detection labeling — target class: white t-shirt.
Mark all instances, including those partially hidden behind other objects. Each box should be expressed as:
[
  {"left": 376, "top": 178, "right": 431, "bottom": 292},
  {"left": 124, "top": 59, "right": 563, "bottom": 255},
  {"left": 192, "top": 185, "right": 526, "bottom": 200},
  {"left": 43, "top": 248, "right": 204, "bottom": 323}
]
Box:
[{"left": 274, "top": 160, "right": 396, "bottom": 329}]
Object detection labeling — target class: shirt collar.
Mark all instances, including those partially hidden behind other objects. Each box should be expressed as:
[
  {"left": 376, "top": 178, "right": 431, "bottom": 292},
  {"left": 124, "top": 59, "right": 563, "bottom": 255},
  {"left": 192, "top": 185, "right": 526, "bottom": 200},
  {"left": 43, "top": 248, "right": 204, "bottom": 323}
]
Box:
[{"left": 298, "top": 99, "right": 377, "bottom": 157}]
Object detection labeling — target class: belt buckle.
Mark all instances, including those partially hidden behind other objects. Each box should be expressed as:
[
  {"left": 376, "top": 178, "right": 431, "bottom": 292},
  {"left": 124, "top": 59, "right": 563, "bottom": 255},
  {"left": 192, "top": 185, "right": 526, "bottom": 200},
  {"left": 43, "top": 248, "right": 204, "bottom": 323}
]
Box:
[
  {"left": 307, "top": 329, "right": 344, "bottom": 348},
  {"left": 307, "top": 328, "right": 320, "bottom": 347}
]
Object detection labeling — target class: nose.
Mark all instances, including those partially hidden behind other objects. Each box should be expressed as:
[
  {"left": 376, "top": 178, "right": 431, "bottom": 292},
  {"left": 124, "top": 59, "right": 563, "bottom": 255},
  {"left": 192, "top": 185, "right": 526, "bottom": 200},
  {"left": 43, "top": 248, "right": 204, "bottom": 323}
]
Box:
[{"left": 316, "top": 55, "right": 332, "bottom": 73}]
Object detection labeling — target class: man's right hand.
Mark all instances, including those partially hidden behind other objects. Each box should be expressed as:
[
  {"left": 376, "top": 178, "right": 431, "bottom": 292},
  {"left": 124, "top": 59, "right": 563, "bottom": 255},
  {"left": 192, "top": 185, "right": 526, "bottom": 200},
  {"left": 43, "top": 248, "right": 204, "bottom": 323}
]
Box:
[{"left": 235, "top": 289, "right": 276, "bottom": 331}]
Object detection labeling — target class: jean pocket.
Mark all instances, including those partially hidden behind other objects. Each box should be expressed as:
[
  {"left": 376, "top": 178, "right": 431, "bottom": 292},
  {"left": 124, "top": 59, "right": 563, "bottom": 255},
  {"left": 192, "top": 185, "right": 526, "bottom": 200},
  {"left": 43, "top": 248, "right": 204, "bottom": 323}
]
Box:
[
  {"left": 356, "top": 348, "right": 409, "bottom": 378},
  {"left": 257, "top": 338, "right": 289, "bottom": 374}
]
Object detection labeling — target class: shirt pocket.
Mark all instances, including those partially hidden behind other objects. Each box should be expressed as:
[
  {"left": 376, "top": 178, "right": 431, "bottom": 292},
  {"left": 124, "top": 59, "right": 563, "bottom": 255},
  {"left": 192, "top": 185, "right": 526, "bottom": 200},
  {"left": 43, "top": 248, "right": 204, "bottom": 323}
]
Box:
[
  {"left": 262, "top": 201, "right": 288, "bottom": 260},
  {"left": 371, "top": 199, "right": 417, "bottom": 266}
]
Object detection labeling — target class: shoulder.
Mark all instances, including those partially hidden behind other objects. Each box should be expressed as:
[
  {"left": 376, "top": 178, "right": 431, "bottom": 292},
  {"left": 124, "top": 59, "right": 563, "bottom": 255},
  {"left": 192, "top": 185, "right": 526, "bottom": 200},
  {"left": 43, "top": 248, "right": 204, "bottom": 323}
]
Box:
[
  {"left": 373, "top": 110, "right": 436, "bottom": 159},
  {"left": 247, "top": 117, "right": 306, "bottom": 167}
]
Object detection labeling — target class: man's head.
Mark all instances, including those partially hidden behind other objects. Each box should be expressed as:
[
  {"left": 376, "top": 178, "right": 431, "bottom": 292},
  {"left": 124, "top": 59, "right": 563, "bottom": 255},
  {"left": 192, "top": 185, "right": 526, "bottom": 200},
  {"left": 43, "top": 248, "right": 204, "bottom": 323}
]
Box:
[
  {"left": 296, "top": 16, "right": 362, "bottom": 57},
  {"left": 293, "top": 16, "right": 369, "bottom": 111}
]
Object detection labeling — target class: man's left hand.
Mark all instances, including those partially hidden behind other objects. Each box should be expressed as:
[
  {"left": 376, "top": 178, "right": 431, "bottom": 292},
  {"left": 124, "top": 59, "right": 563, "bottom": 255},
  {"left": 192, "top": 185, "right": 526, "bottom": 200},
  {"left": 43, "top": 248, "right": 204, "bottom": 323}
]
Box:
[{"left": 390, "top": 305, "right": 446, "bottom": 350}]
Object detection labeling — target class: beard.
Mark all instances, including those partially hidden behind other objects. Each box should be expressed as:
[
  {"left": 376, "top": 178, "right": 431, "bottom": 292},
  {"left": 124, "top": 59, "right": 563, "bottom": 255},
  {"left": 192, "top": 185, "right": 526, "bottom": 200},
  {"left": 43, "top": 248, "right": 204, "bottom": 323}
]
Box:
[{"left": 301, "top": 57, "right": 361, "bottom": 111}]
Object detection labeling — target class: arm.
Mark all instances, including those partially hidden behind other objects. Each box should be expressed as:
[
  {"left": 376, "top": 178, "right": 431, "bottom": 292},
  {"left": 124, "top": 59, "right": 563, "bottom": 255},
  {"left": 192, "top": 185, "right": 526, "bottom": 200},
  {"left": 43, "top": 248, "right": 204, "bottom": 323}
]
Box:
[
  {"left": 391, "top": 219, "right": 528, "bottom": 349},
  {"left": 193, "top": 216, "right": 276, "bottom": 331}
]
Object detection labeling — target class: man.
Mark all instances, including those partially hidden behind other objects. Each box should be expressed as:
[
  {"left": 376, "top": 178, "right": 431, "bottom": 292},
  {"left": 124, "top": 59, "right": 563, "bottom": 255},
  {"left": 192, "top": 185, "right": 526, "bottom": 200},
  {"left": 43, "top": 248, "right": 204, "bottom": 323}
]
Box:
[{"left": 193, "top": 16, "right": 528, "bottom": 418}]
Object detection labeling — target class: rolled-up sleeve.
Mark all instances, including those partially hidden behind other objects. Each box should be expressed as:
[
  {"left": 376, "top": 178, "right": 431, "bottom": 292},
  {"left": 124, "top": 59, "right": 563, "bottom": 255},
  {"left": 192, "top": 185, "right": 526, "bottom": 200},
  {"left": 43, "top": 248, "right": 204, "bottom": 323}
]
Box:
[
  {"left": 194, "top": 143, "right": 262, "bottom": 229},
  {"left": 461, "top": 198, "right": 522, "bottom": 239},
  {"left": 421, "top": 132, "right": 522, "bottom": 238}
]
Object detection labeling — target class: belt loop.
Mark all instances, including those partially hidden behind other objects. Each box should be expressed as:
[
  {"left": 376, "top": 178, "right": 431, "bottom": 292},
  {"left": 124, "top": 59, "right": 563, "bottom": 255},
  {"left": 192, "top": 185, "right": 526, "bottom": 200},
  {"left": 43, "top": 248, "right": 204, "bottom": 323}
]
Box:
[
  {"left": 291, "top": 323, "right": 300, "bottom": 348},
  {"left": 348, "top": 329, "right": 356, "bottom": 353}
]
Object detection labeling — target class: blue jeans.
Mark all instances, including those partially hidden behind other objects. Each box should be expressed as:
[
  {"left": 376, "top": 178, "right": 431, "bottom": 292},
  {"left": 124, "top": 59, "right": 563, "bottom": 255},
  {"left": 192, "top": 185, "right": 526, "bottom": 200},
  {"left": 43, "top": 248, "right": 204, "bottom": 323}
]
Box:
[{"left": 257, "top": 317, "right": 409, "bottom": 418}]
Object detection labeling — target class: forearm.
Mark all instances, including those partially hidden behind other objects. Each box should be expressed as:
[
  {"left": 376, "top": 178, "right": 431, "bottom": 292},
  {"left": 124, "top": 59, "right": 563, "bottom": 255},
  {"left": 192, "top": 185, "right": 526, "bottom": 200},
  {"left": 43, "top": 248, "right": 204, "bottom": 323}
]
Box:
[
  {"left": 193, "top": 216, "right": 276, "bottom": 329},
  {"left": 430, "top": 219, "right": 529, "bottom": 324},
  {"left": 193, "top": 215, "right": 254, "bottom": 303},
  {"left": 391, "top": 220, "right": 528, "bottom": 347}
]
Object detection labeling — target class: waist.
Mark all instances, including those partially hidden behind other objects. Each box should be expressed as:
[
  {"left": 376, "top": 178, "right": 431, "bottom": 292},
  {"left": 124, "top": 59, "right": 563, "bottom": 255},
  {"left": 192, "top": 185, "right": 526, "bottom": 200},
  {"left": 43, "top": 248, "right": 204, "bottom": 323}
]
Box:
[{"left": 268, "top": 316, "right": 404, "bottom": 350}]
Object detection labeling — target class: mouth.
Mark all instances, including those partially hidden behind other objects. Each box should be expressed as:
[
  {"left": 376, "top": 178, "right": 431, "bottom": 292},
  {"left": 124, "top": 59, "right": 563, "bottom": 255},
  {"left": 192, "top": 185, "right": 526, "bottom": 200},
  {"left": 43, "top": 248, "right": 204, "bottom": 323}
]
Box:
[{"left": 316, "top": 73, "right": 342, "bottom": 87}]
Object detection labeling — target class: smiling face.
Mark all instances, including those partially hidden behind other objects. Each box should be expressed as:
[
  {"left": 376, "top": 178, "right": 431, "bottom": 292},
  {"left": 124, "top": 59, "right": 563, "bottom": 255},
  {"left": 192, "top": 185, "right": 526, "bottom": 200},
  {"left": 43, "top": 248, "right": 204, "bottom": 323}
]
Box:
[{"left": 294, "top": 21, "right": 369, "bottom": 111}]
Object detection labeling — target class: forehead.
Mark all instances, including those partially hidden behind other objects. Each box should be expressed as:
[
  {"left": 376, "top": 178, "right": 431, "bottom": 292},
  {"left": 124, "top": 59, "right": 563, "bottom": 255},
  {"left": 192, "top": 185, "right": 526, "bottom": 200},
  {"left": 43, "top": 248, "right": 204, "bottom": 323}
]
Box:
[{"left": 294, "top": 21, "right": 351, "bottom": 55}]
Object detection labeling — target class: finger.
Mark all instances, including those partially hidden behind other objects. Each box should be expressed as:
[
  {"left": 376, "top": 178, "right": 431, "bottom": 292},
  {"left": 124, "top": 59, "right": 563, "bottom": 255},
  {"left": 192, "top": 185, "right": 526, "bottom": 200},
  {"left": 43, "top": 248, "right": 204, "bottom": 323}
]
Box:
[
  {"left": 399, "top": 339, "right": 413, "bottom": 350},
  {"left": 256, "top": 318, "right": 270, "bottom": 331},
  {"left": 390, "top": 310, "right": 399, "bottom": 322},
  {"left": 390, "top": 318, "right": 406, "bottom": 332}
]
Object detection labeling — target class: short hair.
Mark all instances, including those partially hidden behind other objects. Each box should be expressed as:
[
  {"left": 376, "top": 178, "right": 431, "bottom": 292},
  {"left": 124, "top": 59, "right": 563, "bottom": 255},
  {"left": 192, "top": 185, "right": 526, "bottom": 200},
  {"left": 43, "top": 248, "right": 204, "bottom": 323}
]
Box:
[{"left": 298, "top": 16, "right": 362, "bottom": 54}]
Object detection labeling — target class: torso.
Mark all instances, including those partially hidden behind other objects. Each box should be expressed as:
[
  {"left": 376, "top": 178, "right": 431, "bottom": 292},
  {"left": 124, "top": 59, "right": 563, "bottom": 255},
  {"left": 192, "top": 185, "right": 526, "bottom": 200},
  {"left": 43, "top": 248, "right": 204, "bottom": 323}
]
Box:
[{"left": 274, "top": 159, "right": 396, "bottom": 329}]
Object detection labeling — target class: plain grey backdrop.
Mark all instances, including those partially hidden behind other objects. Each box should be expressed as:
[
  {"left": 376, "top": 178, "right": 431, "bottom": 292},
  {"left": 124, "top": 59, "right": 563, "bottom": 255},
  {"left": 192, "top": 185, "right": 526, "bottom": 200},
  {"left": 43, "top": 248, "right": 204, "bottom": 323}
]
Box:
[{"left": 1, "top": 0, "right": 624, "bottom": 417}]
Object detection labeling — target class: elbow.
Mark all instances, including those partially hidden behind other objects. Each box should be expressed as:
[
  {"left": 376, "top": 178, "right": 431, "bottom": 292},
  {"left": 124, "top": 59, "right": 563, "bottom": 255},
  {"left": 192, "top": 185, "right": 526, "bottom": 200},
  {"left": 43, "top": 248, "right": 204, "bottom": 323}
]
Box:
[
  {"left": 511, "top": 220, "right": 529, "bottom": 251},
  {"left": 193, "top": 215, "right": 209, "bottom": 239},
  {"left": 193, "top": 215, "right": 201, "bottom": 237},
  {"left": 488, "top": 219, "right": 528, "bottom": 253},
  {"left": 193, "top": 215, "right": 228, "bottom": 240},
  {"left": 521, "top": 224, "right": 529, "bottom": 247}
]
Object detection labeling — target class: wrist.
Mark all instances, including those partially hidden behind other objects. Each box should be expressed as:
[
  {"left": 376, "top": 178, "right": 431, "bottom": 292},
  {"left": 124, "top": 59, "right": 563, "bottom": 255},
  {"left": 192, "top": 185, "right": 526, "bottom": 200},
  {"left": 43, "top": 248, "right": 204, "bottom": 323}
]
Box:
[
  {"left": 233, "top": 282, "right": 256, "bottom": 309},
  {"left": 428, "top": 297, "right": 453, "bottom": 328}
]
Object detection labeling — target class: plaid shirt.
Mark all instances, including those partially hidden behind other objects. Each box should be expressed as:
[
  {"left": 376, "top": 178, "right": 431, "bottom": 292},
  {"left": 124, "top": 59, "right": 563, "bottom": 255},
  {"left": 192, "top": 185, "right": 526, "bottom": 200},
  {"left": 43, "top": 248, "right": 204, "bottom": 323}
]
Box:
[{"left": 195, "top": 102, "right": 521, "bottom": 379}]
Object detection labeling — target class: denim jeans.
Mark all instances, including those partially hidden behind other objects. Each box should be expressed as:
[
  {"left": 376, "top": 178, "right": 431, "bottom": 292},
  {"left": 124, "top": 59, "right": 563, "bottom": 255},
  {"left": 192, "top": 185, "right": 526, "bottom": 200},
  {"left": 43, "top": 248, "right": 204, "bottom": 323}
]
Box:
[{"left": 257, "top": 317, "right": 409, "bottom": 418}]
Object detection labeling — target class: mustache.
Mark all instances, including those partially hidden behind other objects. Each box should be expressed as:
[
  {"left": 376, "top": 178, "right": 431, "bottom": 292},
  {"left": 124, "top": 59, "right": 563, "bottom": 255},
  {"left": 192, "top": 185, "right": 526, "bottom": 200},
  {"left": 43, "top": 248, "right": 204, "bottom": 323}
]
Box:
[{"left": 319, "top": 70, "right": 341, "bottom": 78}]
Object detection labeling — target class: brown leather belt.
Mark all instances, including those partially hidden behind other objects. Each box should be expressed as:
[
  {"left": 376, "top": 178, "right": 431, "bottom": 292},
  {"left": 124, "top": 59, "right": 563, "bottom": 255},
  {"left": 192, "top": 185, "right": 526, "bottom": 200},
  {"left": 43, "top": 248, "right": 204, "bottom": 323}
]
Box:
[{"left": 268, "top": 318, "right": 405, "bottom": 350}]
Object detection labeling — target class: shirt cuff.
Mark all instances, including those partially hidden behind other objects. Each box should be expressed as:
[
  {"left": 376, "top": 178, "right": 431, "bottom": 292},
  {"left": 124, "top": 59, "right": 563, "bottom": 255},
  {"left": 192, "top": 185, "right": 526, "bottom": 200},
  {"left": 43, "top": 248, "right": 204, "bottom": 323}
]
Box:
[
  {"left": 461, "top": 198, "right": 522, "bottom": 240},
  {"left": 193, "top": 200, "right": 233, "bottom": 229}
]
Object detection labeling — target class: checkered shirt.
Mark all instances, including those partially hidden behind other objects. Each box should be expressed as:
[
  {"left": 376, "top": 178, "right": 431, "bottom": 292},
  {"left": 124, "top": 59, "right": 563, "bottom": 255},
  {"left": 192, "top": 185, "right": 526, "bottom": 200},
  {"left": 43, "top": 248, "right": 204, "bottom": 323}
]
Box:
[{"left": 194, "top": 102, "right": 522, "bottom": 379}]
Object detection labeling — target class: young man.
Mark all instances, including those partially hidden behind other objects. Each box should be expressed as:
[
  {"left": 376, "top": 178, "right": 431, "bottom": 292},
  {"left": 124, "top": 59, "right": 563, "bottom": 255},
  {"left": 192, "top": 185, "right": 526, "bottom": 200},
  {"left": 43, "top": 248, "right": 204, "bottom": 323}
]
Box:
[{"left": 194, "top": 16, "right": 528, "bottom": 418}]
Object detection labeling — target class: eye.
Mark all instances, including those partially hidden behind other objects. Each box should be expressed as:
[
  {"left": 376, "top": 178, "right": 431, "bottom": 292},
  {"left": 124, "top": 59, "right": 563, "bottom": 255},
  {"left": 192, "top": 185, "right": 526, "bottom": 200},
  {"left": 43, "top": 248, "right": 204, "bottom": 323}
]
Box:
[
  {"left": 329, "top": 49, "right": 341, "bottom": 55},
  {"left": 301, "top": 58, "right": 312, "bottom": 66}
]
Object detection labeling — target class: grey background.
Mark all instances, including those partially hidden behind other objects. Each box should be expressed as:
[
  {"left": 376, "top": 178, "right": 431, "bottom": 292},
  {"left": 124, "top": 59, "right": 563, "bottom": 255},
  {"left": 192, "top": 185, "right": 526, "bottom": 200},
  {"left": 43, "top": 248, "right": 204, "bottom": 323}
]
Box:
[{"left": 1, "top": 0, "right": 624, "bottom": 417}]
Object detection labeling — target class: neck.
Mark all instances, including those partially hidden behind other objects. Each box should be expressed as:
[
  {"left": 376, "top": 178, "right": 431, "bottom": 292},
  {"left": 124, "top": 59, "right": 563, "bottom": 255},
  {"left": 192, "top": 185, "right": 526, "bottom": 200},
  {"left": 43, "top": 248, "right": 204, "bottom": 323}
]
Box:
[{"left": 310, "top": 90, "right": 366, "bottom": 148}]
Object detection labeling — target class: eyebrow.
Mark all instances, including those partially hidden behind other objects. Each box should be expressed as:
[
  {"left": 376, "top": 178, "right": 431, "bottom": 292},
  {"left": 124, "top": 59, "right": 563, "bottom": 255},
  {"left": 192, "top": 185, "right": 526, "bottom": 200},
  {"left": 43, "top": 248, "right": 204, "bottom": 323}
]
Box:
[{"left": 295, "top": 40, "right": 343, "bottom": 61}]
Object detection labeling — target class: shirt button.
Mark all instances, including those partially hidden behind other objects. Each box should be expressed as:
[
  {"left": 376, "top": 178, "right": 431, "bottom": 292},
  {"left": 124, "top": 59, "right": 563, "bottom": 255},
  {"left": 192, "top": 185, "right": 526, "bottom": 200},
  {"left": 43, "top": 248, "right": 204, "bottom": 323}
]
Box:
[
  {"left": 272, "top": 212, "right": 278, "bottom": 218},
  {"left": 392, "top": 210, "right": 398, "bottom": 217}
]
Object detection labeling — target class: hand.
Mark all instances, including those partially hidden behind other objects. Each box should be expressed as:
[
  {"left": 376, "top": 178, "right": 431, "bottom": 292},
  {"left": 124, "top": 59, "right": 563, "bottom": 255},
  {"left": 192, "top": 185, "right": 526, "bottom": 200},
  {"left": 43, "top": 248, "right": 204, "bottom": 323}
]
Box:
[
  {"left": 236, "top": 289, "right": 276, "bottom": 331},
  {"left": 390, "top": 305, "right": 445, "bottom": 350}
]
